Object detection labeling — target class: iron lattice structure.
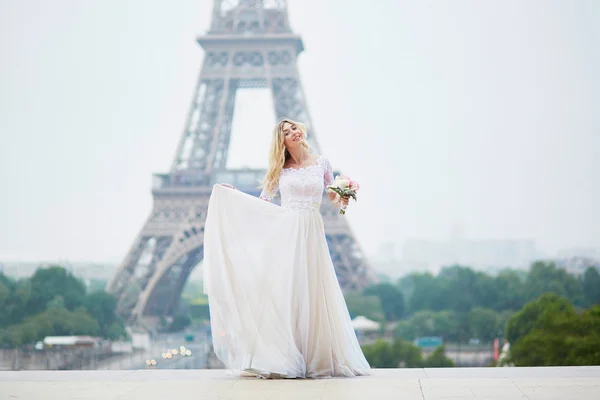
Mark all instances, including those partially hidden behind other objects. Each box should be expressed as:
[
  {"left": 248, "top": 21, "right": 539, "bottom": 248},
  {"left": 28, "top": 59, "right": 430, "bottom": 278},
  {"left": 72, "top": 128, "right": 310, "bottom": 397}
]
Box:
[{"left": 106, "top": 0, "right": 377, "bottom": 325}]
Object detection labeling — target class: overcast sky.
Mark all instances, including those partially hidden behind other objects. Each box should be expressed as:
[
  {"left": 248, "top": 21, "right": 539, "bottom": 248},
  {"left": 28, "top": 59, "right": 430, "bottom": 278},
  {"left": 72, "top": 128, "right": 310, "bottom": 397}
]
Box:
[{"left": 1, "top": 0, "right": 599, "bottom": 264}]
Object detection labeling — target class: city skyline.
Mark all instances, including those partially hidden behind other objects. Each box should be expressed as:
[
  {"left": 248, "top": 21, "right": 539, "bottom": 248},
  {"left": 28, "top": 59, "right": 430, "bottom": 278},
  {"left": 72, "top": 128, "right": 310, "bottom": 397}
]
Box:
[{"left": 1, "top": 0, "right": 599, "bottom": 265}]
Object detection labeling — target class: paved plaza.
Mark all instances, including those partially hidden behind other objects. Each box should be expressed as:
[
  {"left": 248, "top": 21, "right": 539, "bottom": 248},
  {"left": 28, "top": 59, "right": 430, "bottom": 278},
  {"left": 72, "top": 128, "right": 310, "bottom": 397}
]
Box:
[{"left": 1, "top": 366, "right": 599, "bottom": 399}]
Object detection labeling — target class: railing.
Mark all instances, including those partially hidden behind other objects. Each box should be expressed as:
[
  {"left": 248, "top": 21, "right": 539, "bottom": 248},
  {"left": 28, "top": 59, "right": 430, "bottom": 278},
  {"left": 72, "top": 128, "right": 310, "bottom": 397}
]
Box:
[
  {"left": 211, "top": 169, "right": 265, "bottom": 190},
  {"left": 152, "top": 169, "right": 266, "bottom": 191}
]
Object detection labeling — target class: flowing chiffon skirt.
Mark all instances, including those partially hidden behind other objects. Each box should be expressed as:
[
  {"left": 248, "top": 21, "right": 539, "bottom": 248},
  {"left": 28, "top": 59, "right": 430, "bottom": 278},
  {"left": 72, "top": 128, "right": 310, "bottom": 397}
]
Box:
[{"left": 203, "top": 185, "right": 371, "bottom": 378}]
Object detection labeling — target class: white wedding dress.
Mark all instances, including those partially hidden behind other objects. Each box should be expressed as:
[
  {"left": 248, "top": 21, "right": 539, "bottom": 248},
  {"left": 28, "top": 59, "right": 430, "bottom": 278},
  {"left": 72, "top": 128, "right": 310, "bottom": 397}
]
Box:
[{"left": 203, "top": 155, "right": 371, "bottom": 378}]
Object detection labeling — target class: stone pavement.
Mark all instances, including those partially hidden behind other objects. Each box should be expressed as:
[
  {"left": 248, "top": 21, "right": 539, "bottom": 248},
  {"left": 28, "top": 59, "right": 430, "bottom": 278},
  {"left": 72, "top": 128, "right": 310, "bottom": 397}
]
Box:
[{"left": 1, "top": 366, "right": 599, "bottom": 400}]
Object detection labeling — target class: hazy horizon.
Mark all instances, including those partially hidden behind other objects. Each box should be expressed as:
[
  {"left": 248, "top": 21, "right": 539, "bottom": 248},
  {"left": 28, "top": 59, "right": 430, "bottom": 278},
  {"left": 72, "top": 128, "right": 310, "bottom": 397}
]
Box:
[{"left": 1, "top": 0, "right": 599, "bottom": 266}]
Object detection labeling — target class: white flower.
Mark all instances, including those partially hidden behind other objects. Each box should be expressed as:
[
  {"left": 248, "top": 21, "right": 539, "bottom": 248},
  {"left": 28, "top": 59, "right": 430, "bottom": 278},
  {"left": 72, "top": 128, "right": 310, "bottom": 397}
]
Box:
[{"left": 335, "top": 176, "right": 350, "bottom": 189}]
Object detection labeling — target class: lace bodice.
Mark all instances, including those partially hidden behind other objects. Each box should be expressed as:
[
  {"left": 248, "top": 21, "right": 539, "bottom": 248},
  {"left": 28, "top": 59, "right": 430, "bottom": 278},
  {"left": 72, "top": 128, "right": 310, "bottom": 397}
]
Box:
[{"left": 260, "top": 155, "right": 334, "bottom": 211}]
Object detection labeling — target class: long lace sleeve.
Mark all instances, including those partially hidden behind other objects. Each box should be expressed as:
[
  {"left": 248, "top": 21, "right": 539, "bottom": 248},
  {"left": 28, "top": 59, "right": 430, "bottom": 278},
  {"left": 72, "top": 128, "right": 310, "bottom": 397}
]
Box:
[
  {"left": 259, "top": 182, "right": 278, "bottom": 202},
  {"left": 322, "top": 156, "right": 334, "bottom": 187}
]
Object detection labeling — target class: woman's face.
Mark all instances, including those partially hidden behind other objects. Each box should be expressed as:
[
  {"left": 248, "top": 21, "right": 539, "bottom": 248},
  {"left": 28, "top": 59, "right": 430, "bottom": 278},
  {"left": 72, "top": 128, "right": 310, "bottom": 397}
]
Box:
[{"left": 282, "top": 122, "right": 303, "bottom": 150}]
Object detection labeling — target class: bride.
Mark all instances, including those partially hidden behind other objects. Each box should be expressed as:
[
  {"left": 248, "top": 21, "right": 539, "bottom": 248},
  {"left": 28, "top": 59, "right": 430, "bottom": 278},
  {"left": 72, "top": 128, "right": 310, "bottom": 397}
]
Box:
[{"left": 203, "top": 118, "right": 371, "bottom": 379}]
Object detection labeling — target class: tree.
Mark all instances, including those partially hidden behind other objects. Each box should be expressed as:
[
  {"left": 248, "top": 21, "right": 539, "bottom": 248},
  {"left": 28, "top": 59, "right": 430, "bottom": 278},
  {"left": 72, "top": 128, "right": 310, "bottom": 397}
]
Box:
[
  {"left": 83, "top": 291, "right": 125, "bottom": 339},
  {"left": 564, "top": 307, "right": 600, "bottom": 365},
  {"left": 376, "top": 273, "right": 393, "bottom": 284},
  {"left": 493, "top": 270, "right": 525, "bottom": 311},
  {"left": 504, "top": 294, "right": 600, "bottom": 366},
  {"left": 106, "top": 321, "right": 128, "bottom": 340},
  {"left": 47, "top": 295, "right": 66, "bottom": 310},
  {"left": 505, "top": 293, "right": 574, "bottom": 345},
  {"left": 0, "top": 277, "right": 31, "bottom": 328},
  {"left": 431, "top": 311, "right": 460, "bottom": 342},
  {"left": 509, "top": 305, "right": 600, "bottom": 366},
  {"left": 0, "top": 277, "right": 10, "bottom": 311},
  {"left": 0, "top": 276, "right": 14, "bottom": 327},
  {"left": 344, "top": 291, "right": 385, "bottom": 322},
  {"left": 361, "top": 340, "right": 401, "bottom": 368},
  {"left": 26, "top": 266, "right": 86, "bottom": 316},
  {"left": 397, "top": 263, "right": 589, "bottom": 319},
  {"left": 361, "top": 338, "right": 424, "bottom": 368},
  {"left": 523, "top": 262, "right": 584, "bottom": 306},
  {"left": 422, "top": 346, "right": 454, "bottom": 367},
  {"left": 398, "top": 272, "right": 445, "bottom": 314},
  {"left": 363, "top": 283, "right": 405, "bottom": 321},
  {"left": 395, "top": 310, "right": 460, "bottom": 342},
  {"left": 582, "top": 267, "right": 600, "bottom": 306},
  {"left": 86, "top": 279, "right": 108, "bottom": 294},
  {"left": 0, "top": 307, "right": 100, "bottom": 348},
  {"left": 410, "top": 311, "right": 440, "bottom": 338},
  {"left": 467, "top": 308, "right": 499, "bottom": 342},
  {"left": 495, "top": 309, "right": 514, "bottom": 340},
  {"left": 0, "top": 267, "right": 131, "bottom": 346},
  {"left": 361, "top": 338, "right": 453, "bottom": 368},
  {"left": 437, "top": 266, "right": 480, "bottom": 312},
  {"left": 391, "top": 338, "right": 424, "bottom": 367},
  {"left": 399, "top": 265, "right": 507, "bottom": 316}
]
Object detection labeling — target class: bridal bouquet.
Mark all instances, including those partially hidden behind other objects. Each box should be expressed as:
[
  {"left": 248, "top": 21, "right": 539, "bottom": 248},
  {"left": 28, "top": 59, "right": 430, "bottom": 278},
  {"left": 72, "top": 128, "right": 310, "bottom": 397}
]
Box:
[{"left": 327, "top": 175, "right": 360, "bottom": 215}]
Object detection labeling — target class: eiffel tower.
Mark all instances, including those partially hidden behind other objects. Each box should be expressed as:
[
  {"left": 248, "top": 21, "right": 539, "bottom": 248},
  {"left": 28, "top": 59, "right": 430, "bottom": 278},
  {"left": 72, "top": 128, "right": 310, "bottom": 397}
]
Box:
[{"left": 106, "top": 0, "right": 377, "bottom": 324}]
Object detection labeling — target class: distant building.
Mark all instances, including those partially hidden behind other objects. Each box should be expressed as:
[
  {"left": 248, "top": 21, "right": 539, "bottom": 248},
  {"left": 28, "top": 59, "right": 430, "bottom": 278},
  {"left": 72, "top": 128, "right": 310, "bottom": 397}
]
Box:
[
  {"left": 550, "top": 256, "right": 600, "bottom": 276},
  {"left": 370, "top": 242, "right": 427, "bottom": 279},
  {"left": 545, "top": 247, "right": 600, "bottom": 275},
  {"left": 370, "top": 238, "right": 540, "bottom": 278},
  {"left": 556, "top": 247, "right": 600, "bottom": 259},
  {"left": 0, "top": 261, "right": 117, "bottom": 280},
  {"left": 399, "top": 238, "right": 539, "bottom": 273}
]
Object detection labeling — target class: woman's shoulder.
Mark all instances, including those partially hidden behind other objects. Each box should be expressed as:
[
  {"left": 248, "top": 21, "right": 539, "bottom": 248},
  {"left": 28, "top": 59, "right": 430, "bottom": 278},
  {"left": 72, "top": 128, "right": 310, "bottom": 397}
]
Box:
[{"left": 314, "top": 154, "right": 331, "bottom": 166}]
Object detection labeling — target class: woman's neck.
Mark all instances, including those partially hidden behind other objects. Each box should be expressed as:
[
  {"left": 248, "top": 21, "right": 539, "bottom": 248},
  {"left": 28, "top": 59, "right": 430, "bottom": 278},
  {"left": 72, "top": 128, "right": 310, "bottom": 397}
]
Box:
[{"left": 287, "top": 148, "right": 309, "bottom": 165}]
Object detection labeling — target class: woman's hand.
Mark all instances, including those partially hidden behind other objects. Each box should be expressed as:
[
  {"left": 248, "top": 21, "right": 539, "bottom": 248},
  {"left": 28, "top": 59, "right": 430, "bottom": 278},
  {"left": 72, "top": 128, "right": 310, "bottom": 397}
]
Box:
[
  {"left": 327, "top": 190, "right": 338, "bottom": 205},
  {"left": 220, "top": 183, "right": 236, "bottom": 190},
  {"left": 340, "top": 195, "right": 350, "bottom": 207},
  {"left": 328, "top": 190, "right": 349, "bottom": 208}
]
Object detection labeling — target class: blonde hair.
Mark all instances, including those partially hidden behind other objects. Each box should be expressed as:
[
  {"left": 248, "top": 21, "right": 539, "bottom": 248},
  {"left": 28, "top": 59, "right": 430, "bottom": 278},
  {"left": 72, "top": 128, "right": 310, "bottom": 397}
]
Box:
[{"left": 260, "top": 118, "right": 312, "bottom": 195}]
